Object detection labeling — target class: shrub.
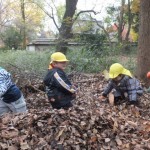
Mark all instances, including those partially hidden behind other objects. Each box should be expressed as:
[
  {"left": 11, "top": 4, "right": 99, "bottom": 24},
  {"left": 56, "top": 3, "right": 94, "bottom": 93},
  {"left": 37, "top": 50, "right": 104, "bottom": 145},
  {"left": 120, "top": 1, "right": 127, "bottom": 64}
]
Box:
[{"left": 1, "top": 27, "right": 23, "bottom": 49}]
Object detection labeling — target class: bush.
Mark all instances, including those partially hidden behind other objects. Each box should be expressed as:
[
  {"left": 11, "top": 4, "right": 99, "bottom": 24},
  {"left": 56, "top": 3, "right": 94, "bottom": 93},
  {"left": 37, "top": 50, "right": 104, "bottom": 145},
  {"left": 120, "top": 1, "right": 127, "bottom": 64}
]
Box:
[
  {"left": 0, "top": 46, "right": 137, "bottom": 77},
  {"left": 0, "top": 50, "right": 54, "bottom": 77},
  {"left": 67, "top": 47, "right": 120, "bottom": 73},
  {"left": 76, "top": 33, "right": 107, "bottom": 56},
  {"left": 0, "top": 27, "right": 23, "bottom": 50}
]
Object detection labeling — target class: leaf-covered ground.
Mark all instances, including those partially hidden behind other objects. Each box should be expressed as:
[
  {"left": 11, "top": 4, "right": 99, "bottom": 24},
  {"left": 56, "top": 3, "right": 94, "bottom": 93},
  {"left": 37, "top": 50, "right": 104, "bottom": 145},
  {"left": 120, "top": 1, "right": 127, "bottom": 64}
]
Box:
[{"left": 0, "top": 73, "right": 150, "bottom": 150}]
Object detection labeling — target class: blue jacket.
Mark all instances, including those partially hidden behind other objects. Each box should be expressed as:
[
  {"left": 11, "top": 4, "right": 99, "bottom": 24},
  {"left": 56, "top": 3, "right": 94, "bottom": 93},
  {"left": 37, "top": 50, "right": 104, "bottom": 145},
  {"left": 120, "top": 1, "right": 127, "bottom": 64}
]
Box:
[
  {"left": 43, "top": 68, "right": 75, "bottom": 108},
  {"left": 0, "top": 67, "right": 21, "bottom": 103},
  {"left": 102, "top": 75, "right": 143, "bottom": 102}
]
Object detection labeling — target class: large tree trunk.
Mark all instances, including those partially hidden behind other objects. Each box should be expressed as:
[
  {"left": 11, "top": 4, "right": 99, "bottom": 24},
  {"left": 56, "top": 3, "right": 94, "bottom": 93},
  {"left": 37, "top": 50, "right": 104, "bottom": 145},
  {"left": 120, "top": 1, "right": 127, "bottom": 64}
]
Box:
[
  {"left": 137, "top": 0, "right": 150, "bottom": 86},
  {"left": 56, "top": 0, "right": 78, "bottom": 54}
]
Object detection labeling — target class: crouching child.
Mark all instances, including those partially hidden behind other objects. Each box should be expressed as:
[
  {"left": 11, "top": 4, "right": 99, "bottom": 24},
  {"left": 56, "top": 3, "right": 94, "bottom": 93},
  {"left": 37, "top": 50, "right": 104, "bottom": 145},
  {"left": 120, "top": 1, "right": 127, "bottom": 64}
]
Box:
[
  {"left": 43, "top": 52, "right": 76, "bottom": 109},
  {"left": 99, "top": 63, "right": 143, "bottom": 106},
  {"left": 0, "top": 67, "right": 27, "bottom": 116}
]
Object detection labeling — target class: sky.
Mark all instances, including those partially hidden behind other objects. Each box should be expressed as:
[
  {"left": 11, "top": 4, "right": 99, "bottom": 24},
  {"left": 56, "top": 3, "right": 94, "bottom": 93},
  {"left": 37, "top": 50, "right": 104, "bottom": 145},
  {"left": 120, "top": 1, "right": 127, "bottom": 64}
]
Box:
[{"left": 44, "top": 0, "right": 120, "bottom": 33}]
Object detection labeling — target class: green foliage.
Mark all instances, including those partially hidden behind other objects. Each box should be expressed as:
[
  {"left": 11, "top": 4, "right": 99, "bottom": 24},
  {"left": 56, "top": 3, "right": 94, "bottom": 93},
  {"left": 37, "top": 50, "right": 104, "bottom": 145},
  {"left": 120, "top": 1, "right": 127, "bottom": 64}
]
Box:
[
  {"left": 73, "top": 13, "right": 95, "bottom": 33},
  {"left": 132, "top": 13, "right": 139, "bottom": 33},
  {"left": 77, "top": 33, "right": 107, "bottom": 56},
  {"left": 106, "top": 6, "right": 119, "bottom": 24},
  {"left": 56, "top": 4, "right": 65, "bottom": 26},
  {"left": 0, "top": 45, "right": 137, "bottom": 76},
  {"left": 67, "top": 43, "right": 137, "bottom": 73},
  {"left": 1, "top": 27, "right": 23, "bottom": 49},
  {"left": 0, "top": 50, "right": 55, "bottom": 77},
  {"left": 67, "top": 48, "right": 119, "bottom": 73}
]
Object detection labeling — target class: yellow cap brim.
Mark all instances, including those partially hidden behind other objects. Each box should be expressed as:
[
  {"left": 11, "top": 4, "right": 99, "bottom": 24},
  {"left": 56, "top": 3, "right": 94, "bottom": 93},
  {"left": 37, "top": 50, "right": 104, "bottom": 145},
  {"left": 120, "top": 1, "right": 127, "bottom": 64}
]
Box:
[
  {"left": 122, "top": 69, "right": 132, "bottom": 77},
  {"left": 50, "top": 59, "right": 69, "bottom": 64},
  {"left": 109, "top": 68, "right": 132, "bottom": 79}
]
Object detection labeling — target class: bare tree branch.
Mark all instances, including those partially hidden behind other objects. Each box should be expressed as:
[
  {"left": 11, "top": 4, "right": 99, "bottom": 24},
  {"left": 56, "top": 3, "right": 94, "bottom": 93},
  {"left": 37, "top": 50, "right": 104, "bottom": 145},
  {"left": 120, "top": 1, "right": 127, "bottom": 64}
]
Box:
[
  {"left": 92, "top": 17, "right": 112, "bottom": 48},
  {"left": 28, "top": 0, "right": 60, "bottom": 31},
  {"left": 73, "top": 10, "right": 98, "bottom": 22}
]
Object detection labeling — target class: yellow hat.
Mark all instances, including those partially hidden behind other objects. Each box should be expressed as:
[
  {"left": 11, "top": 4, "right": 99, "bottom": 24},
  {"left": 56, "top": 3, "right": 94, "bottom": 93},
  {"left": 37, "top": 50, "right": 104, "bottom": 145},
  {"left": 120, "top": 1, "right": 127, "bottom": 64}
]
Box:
[
  {"left": 109, "top": 63, "right": 132, "bottom": 78},
  {"left": 50, "top": 52, "right": 69, "bottom": 64}
]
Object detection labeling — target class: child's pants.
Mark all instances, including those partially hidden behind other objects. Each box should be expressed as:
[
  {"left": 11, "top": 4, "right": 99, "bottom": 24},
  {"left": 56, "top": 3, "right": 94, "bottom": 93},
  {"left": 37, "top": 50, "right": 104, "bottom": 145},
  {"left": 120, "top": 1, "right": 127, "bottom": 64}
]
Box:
[
  {"left": 112, "top": 89, "right": 139, "bottom": 105},
  {"left": 112, "top": 89, "right": 127, "bottom": 98},
  {"left": 0, "top": 94, "right": 27, "bottom": 116}
]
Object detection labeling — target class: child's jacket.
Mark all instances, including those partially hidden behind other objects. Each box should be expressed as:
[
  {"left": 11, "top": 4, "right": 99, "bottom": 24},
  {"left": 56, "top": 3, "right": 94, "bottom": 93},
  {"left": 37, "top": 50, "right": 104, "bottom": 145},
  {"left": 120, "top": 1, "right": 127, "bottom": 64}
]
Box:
[
  {"left": 0, "top": 67, "right": 21, "bottom": 103},
  {"left": 102, "top": 75, "right": 143, "bottom": 102},
  {"left": 43, "top": 68, "right": 75, "bottom": 108}
]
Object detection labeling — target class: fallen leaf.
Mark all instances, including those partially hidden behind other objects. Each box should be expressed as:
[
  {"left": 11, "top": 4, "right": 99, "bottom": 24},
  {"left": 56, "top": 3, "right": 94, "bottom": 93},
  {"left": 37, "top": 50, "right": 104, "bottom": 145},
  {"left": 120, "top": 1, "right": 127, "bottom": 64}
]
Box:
[
  {"left": 115, "top": 137, "right": 122, "bottom": 146},
  {"left": 1, "top": 128, "right": 18, "bottom": 139},
  {"left": 90, "top": 136, "right": 97, "bottom": 143},
  {"left": 127, "top": 121, "right": 137, "bottom": 127},
  {"left": 105, "top": 138, "right": 111, "bottom": 143},
  {"left": 8, "top": 145, "right": 18, "bottom": 150},
  {"left": 20, "top": 141, "right": 30, "bottom": 150},
  {"left": 55, "top": 127, "right": 66, "bottom": 140}
]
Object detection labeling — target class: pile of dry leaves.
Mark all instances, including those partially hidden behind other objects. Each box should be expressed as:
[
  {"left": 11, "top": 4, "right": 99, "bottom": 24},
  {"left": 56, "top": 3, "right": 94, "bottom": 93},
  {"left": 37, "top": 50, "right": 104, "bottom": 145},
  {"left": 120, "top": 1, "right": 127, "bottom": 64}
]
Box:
[{"left": 0, "top": 72, "right": 150, "bottom": 150}]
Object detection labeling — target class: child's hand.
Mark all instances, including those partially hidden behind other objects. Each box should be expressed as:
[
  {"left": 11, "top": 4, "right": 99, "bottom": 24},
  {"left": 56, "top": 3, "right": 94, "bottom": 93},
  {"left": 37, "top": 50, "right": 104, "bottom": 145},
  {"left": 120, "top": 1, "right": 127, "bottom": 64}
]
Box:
[
  {"left": 49, "top": 98, "right": 55, "bottom": 102},
  {"left": 70, "top": 88, "right": 76, "bottom": 93},
  {"left": 70, "top": 85, "right": 78, "bottom": 93}
]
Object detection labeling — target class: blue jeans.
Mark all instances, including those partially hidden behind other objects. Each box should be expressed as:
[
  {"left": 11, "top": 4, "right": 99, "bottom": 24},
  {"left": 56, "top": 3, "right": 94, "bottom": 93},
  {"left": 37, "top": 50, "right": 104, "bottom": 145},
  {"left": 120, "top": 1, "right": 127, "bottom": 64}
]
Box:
[{"left": 0, "top": 94, "right": 27, "bottom": 116}]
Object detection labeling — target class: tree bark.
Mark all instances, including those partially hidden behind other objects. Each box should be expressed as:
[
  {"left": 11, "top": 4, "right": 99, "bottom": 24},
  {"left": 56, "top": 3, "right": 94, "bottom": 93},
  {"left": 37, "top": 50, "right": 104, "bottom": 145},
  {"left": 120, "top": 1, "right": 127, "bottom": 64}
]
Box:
[
  {"left": 125, "top": 0, "right": 132, "bottom": 41},
  {"left": 56, "top": 0, "right": 78, "bottom": 54},
  {"left": 118, "top": 0, "right": 125, "bottom": 43},
  {"left": 20, "top": 0, "right": 26, "bottom": 49},
  {"left": 137, "top": 0, "right": 150, "bottom": 86}
]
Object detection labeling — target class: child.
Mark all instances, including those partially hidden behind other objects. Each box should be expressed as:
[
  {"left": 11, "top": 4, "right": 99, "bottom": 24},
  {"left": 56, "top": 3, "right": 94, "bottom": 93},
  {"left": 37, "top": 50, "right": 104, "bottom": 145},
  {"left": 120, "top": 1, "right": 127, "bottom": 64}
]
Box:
[
  {"left": 99, "top": 63, "right": 143, "bottom": 106},
  {"left": 0, "top": 67, "right": 27, "bottom": 116},
  {"left": 43, "top": 52, "right": 76, "bottom": 109}
]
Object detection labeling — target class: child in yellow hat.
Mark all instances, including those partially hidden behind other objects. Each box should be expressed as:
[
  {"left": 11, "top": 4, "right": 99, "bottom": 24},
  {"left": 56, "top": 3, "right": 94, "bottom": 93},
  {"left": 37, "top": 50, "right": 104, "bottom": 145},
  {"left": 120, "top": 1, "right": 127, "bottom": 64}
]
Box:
[
  {"left": 99, "top": 63, "right": 143, "bottom": 106},
  {"left": 43, "top": 52, "right": 76, "bottom": 109}
]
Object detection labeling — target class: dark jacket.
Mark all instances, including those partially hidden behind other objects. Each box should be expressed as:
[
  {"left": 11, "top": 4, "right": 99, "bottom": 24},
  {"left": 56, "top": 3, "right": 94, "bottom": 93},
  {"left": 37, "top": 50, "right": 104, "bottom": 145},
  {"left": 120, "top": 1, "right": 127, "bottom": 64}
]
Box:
[
  {"left": 102, "top": 75, "right": 143, "bottom": 102},
  {"left": 0, "top": 67, "right": 21, "bottom": 103},
  {"left": 43, "top": 68, "right": 75, "bottom": 109}
]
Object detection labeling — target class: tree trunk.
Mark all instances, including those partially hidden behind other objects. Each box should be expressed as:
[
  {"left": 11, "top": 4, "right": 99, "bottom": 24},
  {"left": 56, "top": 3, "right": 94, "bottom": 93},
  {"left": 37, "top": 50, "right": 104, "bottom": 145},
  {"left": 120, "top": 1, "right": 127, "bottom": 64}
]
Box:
[
  {"left": 20, "top": 0, "right": 26, "bottom": 49},
  {"left": 56, "top": 0, "right": 78, "bottom": 54},
  {"left": 125, "top": 0, "right": 132, "bottom": 41},
  {"left": 137, "top": 0, "right": 150, "bottom": 86},
  {"left": 118, "top": 0, "right": 125, "bottom": 43}
]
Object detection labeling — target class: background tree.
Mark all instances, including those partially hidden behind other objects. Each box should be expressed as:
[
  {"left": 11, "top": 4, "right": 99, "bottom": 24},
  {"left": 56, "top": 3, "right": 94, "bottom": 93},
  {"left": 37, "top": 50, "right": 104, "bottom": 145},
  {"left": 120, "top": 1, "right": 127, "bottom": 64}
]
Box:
[
  {"left": 20, "top": 0, "right": 26, "bottom": 48},
  {"left": 0, "top": 0, "right": 45, "bottom": 49},
  {"left": 35, "top": 0, "right": 97, "bottom": 53},
  {"left": 137, "top": 0, "right": 150, "bottom": 86},
  {"left": 56, "top": 0, "right": 78, "bottom": 53},
  {"left": 125, "top": 0, "right": 132, "bottom": 41},
  {"left": 105, "top": 0, "right": 136, "bottom": 43},
  {"left": 0, "top": 0, "right": 15, "bottom": 31},
  {"left": 1, "top": 27, "right": 22, "bottom": 49},
  {"left": 118, "top": 0, "right": 125, "bottom": 42},
  {"left": 130, "top": 0, "right": 140, "bottom": 41}
]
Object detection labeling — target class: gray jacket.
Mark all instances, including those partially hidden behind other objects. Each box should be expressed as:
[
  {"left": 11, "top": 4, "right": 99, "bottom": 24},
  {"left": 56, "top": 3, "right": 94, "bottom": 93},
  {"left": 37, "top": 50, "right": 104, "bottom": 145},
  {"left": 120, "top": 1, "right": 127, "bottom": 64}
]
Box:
[{"left": 102, "top": 75, "right": 143, "bottom": 102}]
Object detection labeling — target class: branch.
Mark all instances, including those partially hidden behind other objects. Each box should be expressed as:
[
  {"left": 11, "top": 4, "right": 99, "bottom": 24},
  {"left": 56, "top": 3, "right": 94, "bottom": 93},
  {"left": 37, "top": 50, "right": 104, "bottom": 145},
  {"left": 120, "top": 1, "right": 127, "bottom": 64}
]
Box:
[
  {"left": 27, "top": 0, "right": 60, "bottom": 31},
  {"left": 92, "top": 17, "right": 112, "bottom": 48},
  {"left": 73, "top": 10, "right": 98, "bottom": 22},
  {"left": 114, "top": 23, "right": 119, "bottom": 29},
  {"left": 121, "top": 21, "right": 126, "bottom": 32}
]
